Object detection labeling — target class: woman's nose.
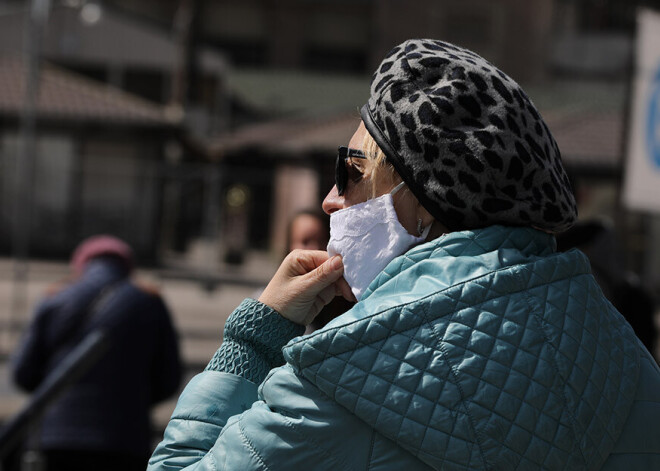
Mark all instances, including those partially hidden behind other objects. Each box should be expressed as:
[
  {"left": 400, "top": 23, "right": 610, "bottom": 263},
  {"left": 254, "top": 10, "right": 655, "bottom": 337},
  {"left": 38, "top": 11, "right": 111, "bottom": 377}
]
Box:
[{"left": 322, "top": 185, "right": 344, "bottom": 215}]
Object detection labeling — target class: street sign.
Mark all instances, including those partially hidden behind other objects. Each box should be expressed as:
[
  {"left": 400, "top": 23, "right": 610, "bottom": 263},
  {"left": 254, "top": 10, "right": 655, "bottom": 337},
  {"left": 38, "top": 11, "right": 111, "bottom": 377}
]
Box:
[{"left": 623, "top": 8, "right": 660, "bottom": 213}]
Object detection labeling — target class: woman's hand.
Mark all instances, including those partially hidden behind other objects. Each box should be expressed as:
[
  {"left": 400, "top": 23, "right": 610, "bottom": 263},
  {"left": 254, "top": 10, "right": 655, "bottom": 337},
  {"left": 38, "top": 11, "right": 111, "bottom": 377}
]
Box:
[{"left": 258, "top": 250, "right": 356, "bottom": 326}]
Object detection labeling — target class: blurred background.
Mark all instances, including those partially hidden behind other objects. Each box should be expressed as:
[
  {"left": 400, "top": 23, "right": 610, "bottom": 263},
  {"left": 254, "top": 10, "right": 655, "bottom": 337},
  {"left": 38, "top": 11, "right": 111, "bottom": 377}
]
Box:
[{"left": 0, "top": 0, "right": 659, "bottom": 451}]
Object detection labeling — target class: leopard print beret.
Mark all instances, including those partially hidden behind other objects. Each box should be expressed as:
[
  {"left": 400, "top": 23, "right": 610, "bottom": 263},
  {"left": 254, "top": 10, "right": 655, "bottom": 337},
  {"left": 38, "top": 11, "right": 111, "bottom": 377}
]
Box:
[{"left": 361, "top": 39, "right": 577, "bottom": 232}]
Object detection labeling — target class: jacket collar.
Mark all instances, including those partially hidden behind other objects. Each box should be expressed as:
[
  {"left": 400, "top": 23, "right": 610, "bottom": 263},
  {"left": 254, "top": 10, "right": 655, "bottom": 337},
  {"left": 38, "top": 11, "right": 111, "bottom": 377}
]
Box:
[{"left": 360, "top": 225, "right": 556, "bottom": 301}]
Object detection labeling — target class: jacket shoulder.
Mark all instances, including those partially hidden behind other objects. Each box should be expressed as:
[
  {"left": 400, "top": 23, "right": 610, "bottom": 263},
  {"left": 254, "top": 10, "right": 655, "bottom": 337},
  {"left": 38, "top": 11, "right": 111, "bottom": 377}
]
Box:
[
  {"left": 285, "top": 249, "right": 640, "bottom": 470},
  {"left": 134, "top": 280, "right": 163, "bottom": 298}
]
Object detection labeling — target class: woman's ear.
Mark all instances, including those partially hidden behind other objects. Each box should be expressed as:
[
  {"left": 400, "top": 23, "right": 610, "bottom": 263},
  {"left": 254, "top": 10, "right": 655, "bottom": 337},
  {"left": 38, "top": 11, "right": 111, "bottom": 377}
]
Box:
[
  {"left": 416, "top": 205, "right": 448, "bottom": 240},
  {"left": 415, "top": 206, "right": 435, "bottom": 232}
]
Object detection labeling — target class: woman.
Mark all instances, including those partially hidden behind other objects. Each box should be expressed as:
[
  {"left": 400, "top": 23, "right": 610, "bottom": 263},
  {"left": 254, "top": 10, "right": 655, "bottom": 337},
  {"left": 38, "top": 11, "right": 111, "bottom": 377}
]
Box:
[
  {"left": 286, "top": 209, "right": 330, "bottom": 253},
  {"left": 149, "top": 40, "right": 660, "bottom": 470}
]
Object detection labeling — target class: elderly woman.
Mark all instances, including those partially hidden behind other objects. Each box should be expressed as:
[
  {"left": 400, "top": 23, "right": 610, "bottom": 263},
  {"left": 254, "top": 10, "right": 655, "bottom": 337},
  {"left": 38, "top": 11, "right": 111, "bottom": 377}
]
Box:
[{"left": 149, "top": 40, "right": 660, "bottom": 470}]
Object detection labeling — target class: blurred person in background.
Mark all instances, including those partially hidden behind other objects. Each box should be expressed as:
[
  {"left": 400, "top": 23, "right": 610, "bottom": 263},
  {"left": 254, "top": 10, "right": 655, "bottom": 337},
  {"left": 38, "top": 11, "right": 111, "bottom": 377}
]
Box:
[
  {"left": 149, "top": 40, "right": 660, "bottom": 470},
  {"left": 11, "top": 235, "right": 182, "bottom": 471},
  {"left": 286, "top": 209, "right": 330, "bottom": 254}
]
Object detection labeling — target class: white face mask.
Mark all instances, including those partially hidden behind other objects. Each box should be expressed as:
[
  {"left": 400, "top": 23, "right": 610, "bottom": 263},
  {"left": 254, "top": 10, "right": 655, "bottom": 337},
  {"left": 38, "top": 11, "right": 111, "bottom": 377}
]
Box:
[{"left": 327, "top": 182, "right": 430, "bottom": 301}]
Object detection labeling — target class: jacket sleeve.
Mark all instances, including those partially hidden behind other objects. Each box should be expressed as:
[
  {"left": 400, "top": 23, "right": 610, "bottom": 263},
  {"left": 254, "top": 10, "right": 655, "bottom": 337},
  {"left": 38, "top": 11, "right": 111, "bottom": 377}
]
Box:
[
  {"left": 150, "top": 295, "right": 183, "bottom": 404},
  {"left": 148, "top": 298, "right": 305, "bottom": 470},
  {"left": 11, "top": 301, "right": 52, "bottom": 391},
  {"left": 149, "top": 364, "right": 381, "bottom": 471}
]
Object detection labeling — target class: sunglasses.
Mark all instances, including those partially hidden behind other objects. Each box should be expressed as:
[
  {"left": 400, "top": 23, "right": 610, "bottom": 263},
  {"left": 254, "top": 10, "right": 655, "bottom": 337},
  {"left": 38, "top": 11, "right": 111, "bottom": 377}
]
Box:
[{"left": 335, "top": 146, "right": 367, "bottom": 196}]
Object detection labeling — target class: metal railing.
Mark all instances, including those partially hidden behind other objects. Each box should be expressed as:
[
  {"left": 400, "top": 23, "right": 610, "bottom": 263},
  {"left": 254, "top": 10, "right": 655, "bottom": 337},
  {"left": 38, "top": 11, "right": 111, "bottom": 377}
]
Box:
[{"left": 0, "top": 330, "right": 110, "bottom": 467}]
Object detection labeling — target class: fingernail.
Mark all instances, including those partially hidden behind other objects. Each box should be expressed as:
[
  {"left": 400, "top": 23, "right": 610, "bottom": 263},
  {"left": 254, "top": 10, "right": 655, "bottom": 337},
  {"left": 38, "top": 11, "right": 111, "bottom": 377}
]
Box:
[{"left": 330, "top": 255, "right": 342, "bottom": 271}]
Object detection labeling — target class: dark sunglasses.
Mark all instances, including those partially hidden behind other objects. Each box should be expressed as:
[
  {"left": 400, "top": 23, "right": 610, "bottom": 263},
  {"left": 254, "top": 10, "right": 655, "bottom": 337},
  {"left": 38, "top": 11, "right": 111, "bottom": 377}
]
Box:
[{"left": 335, "top": 146, "right": 367, "bottom": 196}]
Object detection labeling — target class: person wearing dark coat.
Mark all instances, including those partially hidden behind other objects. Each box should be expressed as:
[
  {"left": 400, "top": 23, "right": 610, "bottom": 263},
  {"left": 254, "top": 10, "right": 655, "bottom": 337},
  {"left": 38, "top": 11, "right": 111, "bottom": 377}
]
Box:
[{"left": 12, "top": 235, "right": 182, "bottom": 471}]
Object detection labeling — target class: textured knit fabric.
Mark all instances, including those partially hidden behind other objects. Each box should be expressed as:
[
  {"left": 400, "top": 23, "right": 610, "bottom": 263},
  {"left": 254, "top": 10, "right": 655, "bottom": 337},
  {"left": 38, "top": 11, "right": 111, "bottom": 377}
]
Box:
[
  {"left": 205, "top": 298, "right": 305, "bottom": 385},
  {"left": 12, "top": 258, "right": 182, "bottom": 456},
  {"left": 149, "top": 226, "right": 660, "bottom": 471},
  {"left": 361, "top": 39, "right": 577, "bottom": 233}
]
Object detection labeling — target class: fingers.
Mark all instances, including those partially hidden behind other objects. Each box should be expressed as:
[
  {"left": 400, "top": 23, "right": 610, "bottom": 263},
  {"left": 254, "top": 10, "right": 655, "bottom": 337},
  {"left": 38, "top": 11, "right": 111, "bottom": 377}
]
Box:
[
  {"left": 260, "top": 250, "right": 351, "bottom": 325},
  {"left": 335, "top": 276, "right": 357, "bottom": 302},
  {"left": 306, "top": 255, "right": 344, "bottom": 287},
  {"left": 293, "top": 252, "right": 355, "bottom": 304},
  {"left": 317, "top": 284, "right": 336, "bottom": 306},
  {"left": 309, "top": 297, "right": 326, "bottom": 324},
  {"left": 303, "top": 283, "right": 343, "bottom": 326},
  {"left": 287, "top": 250, "right": 330, "bottom": 276}
]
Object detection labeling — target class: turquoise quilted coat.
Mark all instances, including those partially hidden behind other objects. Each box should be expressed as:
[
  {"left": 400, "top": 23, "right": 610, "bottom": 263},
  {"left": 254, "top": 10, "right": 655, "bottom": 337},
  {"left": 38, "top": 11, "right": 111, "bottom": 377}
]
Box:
[{"left": 149, "top": 226, "right": 660, "bottom": 470}]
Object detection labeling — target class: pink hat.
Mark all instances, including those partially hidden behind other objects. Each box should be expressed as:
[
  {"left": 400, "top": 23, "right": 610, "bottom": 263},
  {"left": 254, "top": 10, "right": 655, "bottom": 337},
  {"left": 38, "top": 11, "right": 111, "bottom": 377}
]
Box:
[{"left": 71, "top": 235, "right": 134, "bottom": 276}]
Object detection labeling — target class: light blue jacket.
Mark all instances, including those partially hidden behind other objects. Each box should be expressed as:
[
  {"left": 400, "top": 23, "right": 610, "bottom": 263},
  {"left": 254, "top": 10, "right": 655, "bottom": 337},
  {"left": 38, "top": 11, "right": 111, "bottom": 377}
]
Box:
[{"left": 149, "top": 226, "right": 660, "bottom": 470}]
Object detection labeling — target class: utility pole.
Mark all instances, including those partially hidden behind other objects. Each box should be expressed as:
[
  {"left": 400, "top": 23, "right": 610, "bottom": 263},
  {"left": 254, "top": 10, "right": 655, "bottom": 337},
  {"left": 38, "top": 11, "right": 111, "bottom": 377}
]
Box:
[
  {"left": 8, "top": 0, "right": 50, "bottom": 349},
  {"left": 170, "top": 0, "right": 225, "bottom": 273},
  {"left": 170, "top": 0, "right": 200, "bottom": 110}
]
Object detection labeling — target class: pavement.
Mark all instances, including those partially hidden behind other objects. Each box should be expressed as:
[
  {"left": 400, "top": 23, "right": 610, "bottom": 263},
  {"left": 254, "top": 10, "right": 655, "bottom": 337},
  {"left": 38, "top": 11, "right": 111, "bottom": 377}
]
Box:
[{"left": 0, "top": 251, "right": 280, "bottom": 438}]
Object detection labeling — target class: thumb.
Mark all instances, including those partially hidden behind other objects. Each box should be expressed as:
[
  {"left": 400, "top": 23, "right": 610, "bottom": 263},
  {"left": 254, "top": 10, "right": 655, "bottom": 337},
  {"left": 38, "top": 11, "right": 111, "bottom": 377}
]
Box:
[{"left": 302, "top": 255, "right": 344, "bottom": 293}]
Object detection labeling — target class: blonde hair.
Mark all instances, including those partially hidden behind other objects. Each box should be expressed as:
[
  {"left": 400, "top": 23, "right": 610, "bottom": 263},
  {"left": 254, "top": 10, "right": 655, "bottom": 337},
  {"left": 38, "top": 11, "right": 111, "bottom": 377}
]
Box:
[{"left": 361, "top": 131, "right": 402, "bottom": 198}]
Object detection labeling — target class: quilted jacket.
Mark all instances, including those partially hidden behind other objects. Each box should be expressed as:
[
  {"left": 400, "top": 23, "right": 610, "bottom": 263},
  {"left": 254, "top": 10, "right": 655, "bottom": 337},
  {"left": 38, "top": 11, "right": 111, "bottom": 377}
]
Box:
[{"left": 149, "top": 226, "right": 660, "bottom": 470}]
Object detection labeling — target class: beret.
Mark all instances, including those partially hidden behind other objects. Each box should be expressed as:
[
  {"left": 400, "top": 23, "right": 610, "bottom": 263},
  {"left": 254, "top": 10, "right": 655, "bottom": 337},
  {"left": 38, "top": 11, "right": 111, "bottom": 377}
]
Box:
[
  {"left": 71, "top": 235, "right": 134, "bottom": 275},
  {"left": 361, "top": 39, "right": 577, "bottom": 232}
]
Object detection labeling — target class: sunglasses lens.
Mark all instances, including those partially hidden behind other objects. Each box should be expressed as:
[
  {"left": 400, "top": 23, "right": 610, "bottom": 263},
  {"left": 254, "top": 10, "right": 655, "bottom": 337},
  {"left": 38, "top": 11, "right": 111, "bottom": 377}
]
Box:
[{"left": 335, "top": 153, "right": 346, "bottom": 195}]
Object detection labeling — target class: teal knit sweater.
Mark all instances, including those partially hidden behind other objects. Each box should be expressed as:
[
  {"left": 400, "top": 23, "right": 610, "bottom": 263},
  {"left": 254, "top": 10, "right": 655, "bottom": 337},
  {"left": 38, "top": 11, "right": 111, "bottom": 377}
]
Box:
[{"left": 205, "top": 298, "right": 305, "bottom": 385}]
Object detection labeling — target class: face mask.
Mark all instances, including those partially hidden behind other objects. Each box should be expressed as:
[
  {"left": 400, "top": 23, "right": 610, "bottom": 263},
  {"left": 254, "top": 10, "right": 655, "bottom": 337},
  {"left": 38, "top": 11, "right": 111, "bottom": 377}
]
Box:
[{"left": 327, "top": 182, "right": 430, "bottom": 300}]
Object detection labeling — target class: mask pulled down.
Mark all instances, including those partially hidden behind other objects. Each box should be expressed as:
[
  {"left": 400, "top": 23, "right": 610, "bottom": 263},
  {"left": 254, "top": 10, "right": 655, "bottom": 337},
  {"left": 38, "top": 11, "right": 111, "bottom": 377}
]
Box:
[{"left": 327, "top": 183, "right": 429, "bottom": 300}]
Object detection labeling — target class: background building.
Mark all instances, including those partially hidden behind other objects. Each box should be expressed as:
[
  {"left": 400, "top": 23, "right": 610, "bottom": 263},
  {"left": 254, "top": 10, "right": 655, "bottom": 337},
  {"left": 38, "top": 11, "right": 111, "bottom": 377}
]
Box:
[
  {"left": 0, "top": 0, "right": 658, "bottom": 286},
  {"left": 0, "top": 55, "right": 179, "bottom": 260}
]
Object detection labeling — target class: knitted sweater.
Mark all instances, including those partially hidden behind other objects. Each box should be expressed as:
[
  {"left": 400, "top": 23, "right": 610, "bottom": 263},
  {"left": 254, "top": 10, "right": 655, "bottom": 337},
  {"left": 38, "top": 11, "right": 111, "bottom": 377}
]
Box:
[{"left": 204, "top": 298, "right": 304, "bottom": 384}]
